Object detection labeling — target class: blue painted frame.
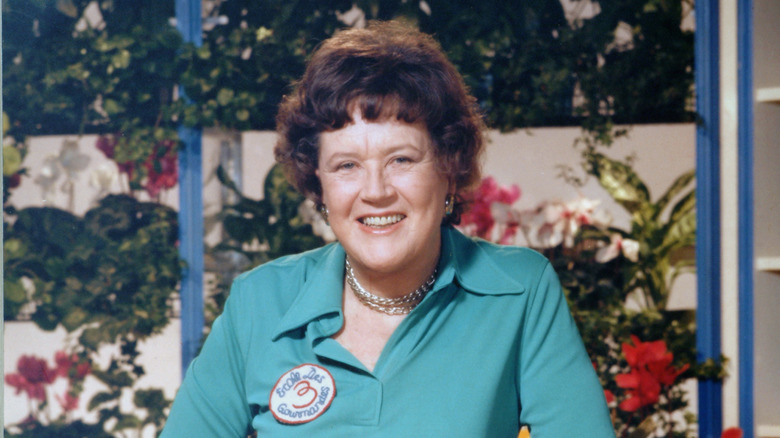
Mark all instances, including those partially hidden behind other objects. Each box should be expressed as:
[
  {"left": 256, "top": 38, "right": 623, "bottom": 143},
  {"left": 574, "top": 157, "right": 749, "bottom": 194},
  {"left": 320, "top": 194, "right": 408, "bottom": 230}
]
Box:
[
  {"left": 737, "top": 0, "right": 754, "bottom": 435},
  {"left": 175, "top": 0, "right": 204, "bottom": 379},
  {"left": 695, "top": 0, "right": 723, "bottom": 436}
]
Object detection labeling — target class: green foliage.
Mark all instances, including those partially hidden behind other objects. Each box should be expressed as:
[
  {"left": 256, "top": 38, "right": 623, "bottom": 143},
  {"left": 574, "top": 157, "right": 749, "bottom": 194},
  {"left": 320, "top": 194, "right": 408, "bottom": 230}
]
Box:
[
  {"left": 2, "top": 0, "right": 182, "bottom": 137},
  {"left": 175, "top": 0, "right": 353, "bottom": 130},
  {"left": 215, "top": 164, "right": 326, "bottom": 266},
  {"left": 3, "top": 194, "right": 179, "bottom": 436},
  {"left": 4, "top": 420, "right": 112, "bottom": 438},
  {"left": 3, "top": 0, "right": 695, "bottom": 138},
  {"left": 4, "top": 195, "right": 181, "bottom": 343},
  {"left": 543, "top": 152, "right": 716, "bottom": 436}
]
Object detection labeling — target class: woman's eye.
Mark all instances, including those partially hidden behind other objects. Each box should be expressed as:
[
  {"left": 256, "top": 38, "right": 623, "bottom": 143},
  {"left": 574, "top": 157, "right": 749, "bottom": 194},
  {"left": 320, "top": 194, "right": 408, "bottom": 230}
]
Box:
[
  {"left": 393, "top": 157, "right": 412, "bottom": 164},
  {"left": 338, "top": 162, "right": 355, "bottom": 170}
]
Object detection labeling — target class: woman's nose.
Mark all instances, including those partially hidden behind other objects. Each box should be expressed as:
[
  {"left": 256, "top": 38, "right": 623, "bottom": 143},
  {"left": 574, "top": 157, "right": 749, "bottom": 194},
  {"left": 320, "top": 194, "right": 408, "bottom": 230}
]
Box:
[{"left": 361, "top": 167, "right": 393, "bottom": 202}]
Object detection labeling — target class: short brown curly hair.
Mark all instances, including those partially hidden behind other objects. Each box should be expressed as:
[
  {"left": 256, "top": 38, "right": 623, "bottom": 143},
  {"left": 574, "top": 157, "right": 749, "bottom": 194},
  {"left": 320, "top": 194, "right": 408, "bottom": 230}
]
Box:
[{"left": 274, "top": 20, "right": 486, "bottom": 224}]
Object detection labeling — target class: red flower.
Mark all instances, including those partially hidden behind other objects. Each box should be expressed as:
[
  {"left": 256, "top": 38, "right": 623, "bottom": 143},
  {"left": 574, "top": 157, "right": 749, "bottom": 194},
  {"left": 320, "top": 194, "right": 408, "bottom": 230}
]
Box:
[
  {"left": 722, "top": 427, "right": 743, "bottom": 438},
  {"left": 615, "top": 336, "right": 689, "bottom": 412},
  {"left": 143, "top": 140, "right": 178, "bottom": 198},
  {"left": 4, "top": 355, "right": 56, "bottom": 402},
  {"left": 615, "top": 368, "right": 661, "bottom": 411},
  {"left": 604, "top": 389, "right": 615, "bottom": 405},
  {"left": 54, "top": 351, "right": 91, "bottom": 380}
]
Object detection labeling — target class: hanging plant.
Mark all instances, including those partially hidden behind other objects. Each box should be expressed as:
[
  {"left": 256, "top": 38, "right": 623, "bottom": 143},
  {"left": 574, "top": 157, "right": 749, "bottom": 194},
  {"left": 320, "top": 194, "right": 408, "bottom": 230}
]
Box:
[{"left": 3, "top": 194, "right": 181, "bottom": 436}]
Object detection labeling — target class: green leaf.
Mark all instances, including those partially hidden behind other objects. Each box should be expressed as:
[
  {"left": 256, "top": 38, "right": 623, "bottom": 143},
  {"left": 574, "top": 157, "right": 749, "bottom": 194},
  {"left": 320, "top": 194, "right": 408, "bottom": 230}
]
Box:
[
  {"left": 196, "top": 44, "right": 212, "bottom": 60},
  {"left": 134, "top": 388, "right": 167, "bottom": 409},
  {"left": 667, "top": 189, "right": 696, "bottom": 227},
  {"left": 103, "top": 98, "right": 123, "bottom": 115},
  {"left": 236, "top": 108, "right": 250, "bottom": 121},
  {"left": 3, "top": 277, "right": 27, "bottom": 303},
  {"left": 88, "top": 390, "right": 121, "bottom": 410},
  {"left": 588, "top": 152, "right": 650, "bottom": 214},
  {"left": 111, "top": 49, "right": 132, "bottom": 69},
  {"left": 217, "top": 88, "right": 235, "bottom": 106},
  {"left": 3, "top": 145, "right": 23, "bottom": 175},
  {"left": 653, "top": 169, "right": 695, "bottom": 219},
  {"left": 663, "top": 207, "right": 696, "bottom": 249},
  {"left": 62, "top": 307, "right": 89, "bottom": 331},
  {"left": 112, "top": 414, "right": 142, "bottom": 431},
  {"left": 81, "top": 326, "right": 109, "bottom": 350}
]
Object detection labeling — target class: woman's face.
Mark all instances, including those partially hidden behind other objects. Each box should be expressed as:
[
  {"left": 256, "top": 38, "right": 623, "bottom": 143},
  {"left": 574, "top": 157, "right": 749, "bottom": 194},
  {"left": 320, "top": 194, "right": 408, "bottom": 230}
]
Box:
[{"left": 316, "top": 110, "right": 450, "bottom": 279}]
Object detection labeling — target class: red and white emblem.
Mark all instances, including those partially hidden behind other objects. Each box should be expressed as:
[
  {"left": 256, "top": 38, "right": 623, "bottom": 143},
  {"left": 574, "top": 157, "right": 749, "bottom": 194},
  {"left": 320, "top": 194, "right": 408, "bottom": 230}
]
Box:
[{"left": 269, "top": 364, "right": 336, "bottom": 424}]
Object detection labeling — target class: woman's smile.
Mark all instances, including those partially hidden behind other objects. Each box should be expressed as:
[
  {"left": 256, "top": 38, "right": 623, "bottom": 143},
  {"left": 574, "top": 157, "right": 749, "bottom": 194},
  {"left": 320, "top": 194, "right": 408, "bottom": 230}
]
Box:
[{"left": 358, "top": 214, "right": 405, "bottom": 228}]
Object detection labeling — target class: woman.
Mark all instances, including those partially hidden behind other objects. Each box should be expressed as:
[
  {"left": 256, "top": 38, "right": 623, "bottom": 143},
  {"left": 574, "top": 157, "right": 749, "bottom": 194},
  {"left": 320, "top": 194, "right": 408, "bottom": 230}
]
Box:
[{"left": 162, "top": 21, "right": 614, "bottom": 437}]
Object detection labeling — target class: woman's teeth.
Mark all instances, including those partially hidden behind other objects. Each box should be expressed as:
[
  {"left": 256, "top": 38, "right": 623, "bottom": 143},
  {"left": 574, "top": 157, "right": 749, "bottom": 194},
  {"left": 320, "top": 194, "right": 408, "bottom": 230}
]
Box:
[{"left": 361, "top": 214, "right": 404, "bottom": 227}]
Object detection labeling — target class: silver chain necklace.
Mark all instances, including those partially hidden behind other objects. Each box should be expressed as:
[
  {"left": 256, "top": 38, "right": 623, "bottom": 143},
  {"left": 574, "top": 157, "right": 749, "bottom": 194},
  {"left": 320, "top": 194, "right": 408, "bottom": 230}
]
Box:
[{"left": 344, "top": 257, "right": 437, "bottom": 315}]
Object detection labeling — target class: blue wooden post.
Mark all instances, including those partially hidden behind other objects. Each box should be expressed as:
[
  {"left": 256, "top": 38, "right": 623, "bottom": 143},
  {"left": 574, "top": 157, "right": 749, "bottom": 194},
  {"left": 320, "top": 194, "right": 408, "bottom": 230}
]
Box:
[
  {"left": 695, "top": 0, "right": 723, "bottom": 436},
  {"left": 737, "top": 0, "right": 754, "bottom": 434},
  {"left": 175, "top": 0, "right": 204, "bottom": 379}
]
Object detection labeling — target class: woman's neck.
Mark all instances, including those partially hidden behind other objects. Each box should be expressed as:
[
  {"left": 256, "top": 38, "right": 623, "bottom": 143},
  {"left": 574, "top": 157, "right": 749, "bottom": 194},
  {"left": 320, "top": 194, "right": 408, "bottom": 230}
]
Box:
[{"left": 345, "top": 249, "right": 440, "bottom": 300}]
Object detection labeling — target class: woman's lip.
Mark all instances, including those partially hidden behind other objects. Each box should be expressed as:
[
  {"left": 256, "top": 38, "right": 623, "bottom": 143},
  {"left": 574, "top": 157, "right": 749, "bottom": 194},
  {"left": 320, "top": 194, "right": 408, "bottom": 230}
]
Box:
[{"left": 358, "top": 213, "right": 406, "bottom": 226}]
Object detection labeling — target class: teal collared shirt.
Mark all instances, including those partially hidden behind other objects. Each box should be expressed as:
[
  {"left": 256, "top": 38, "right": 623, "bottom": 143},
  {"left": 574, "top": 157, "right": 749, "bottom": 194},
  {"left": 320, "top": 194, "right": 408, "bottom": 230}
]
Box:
[{"left": 162, "top": 226, "right": 615, "bottom": 437}]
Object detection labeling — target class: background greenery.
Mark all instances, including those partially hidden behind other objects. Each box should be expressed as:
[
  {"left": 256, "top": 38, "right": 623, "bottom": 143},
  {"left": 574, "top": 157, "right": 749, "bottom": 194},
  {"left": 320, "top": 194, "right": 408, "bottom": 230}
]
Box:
[
  {"left": 3, "top": 0, "right": 694, "bottom": 138},
  {"left": 2, "top": 0, "right": 700, "bottom": 436}
]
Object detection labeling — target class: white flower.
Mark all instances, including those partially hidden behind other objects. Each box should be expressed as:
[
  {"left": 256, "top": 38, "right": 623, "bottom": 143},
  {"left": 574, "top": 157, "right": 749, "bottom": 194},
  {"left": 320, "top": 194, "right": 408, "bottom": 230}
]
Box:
[
  {"left": 518, "top": 196, "right": 612, "bottom": 249},
  {"left": 595, "top": 233, "right": 640, "bottom": 263},
  {"left": 34, "top": 154, "right": 63, "bottom": 192},
  {"left": 58, "top": 139, "right": 90, "bottom": 179},
  {"left": 90, "top": 163, "right": 118, "bottom": 192}
]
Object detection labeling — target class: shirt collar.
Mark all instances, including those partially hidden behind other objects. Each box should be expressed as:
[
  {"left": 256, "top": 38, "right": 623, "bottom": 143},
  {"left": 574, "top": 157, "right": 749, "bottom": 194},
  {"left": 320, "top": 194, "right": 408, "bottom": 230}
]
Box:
[
  {"left": 272, "top": 243, "right": 345, "bottom": 340},
  {"left": 272, "top": 226, "right": 525, "bottom": 340},
  {"left": 439, "top": 225, "right": 525, "bottom": 295}
]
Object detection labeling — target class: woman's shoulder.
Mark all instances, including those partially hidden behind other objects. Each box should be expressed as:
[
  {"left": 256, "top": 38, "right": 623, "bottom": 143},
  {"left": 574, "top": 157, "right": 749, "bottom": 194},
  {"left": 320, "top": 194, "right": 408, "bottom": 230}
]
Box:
[
  {"left": 234, "top": 243, "right": 340, "bottom": 283},
  {"left": 446, "top": 228, "right": 554, "bottom": 294},
  {"left": 450, "top": 228, "right": 550, "bottom": 269}
]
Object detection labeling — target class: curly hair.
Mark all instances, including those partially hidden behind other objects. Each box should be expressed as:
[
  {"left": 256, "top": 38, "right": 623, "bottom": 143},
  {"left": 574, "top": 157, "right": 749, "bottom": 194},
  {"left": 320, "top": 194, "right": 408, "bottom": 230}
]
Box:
[{"left": 274, "top": 20, "right": 486, "bottom": 224}]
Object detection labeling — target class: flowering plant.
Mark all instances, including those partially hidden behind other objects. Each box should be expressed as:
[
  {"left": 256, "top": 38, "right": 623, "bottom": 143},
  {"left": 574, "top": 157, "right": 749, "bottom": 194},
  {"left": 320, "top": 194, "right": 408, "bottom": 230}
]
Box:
[
  {"left": 4, "top": 194, "right": 180, "bottom": 437},
  {"left": 96, "top": 130, "right": 179, "bottom": 201},
  {"left": 5, "top": 351, "right": 92, "bottom": 434},
  {"left": 459, "top": 151, "right": 722, "bottom": 437}
]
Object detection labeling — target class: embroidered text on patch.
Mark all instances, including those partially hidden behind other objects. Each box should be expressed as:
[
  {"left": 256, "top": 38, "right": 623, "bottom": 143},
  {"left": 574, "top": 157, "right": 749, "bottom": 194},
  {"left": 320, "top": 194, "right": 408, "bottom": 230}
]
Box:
[{"left": 269, "top": 364, "right": 336, "bottom": 424}]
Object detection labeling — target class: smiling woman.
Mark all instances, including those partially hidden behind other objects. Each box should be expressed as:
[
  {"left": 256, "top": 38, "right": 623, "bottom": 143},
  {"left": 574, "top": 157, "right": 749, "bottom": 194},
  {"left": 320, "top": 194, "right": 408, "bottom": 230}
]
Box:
[{"left": 161, "top": 20, "right": 615, "bottom": 437}]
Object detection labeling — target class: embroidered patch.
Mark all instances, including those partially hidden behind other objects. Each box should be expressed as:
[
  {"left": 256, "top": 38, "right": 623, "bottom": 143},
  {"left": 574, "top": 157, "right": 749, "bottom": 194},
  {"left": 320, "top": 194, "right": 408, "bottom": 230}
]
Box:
[{"left": 269, "top": 364, "right": 336, "bottom": 424}]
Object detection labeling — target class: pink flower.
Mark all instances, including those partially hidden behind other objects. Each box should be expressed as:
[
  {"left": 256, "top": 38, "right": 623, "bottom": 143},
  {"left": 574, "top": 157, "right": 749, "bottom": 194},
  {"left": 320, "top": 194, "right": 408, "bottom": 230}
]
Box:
[
  {"left": 4, "top": 355, "right": 56, "bottom": 402},
  {"left": 460, "top": 177, "right": 520, "bottom": 241},
  {"left": 54, "top": 351, "right": 91, "bottom": 380}
]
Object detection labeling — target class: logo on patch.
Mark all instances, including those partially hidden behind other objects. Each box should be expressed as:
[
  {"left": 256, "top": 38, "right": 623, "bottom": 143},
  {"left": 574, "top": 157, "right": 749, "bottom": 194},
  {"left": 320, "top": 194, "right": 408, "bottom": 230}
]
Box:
[{"left": 269, "top": 364, "right": 336, "bottom": 424}]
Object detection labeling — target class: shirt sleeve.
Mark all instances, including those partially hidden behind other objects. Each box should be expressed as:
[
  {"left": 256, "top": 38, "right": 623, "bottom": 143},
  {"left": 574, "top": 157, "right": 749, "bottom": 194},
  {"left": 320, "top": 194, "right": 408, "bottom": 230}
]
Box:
[
  {"left": 160, "top": 280, "right": 253, "bottom": 437},
  {"left": 517, "top": 261, "right": 615, "bottom": 437}
]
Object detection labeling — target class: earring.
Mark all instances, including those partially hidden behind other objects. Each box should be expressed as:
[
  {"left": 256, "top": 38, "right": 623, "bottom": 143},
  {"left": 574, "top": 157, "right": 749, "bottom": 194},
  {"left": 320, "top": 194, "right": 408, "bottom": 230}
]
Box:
[
  {"left": 319, "top": 204, "right": 329, "bottom": 224},
  {"left": 444, "top": 194, "right": 455, "bottom": 216}
]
